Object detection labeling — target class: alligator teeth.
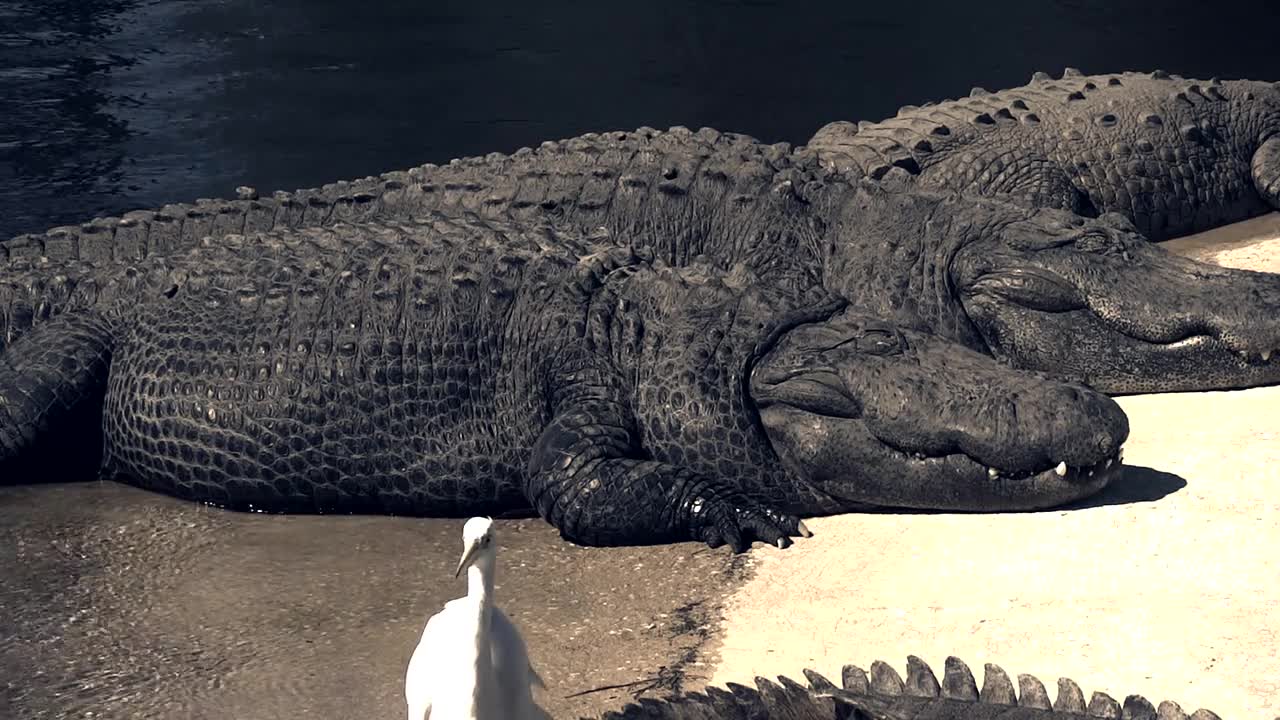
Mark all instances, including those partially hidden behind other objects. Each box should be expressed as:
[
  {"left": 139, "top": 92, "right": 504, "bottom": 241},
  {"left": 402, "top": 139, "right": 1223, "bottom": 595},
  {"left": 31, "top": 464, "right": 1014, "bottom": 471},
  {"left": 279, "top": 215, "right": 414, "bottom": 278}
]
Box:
[
  {"left": 1236, "top": 349, "right": 1276, "bottom": 363},
  {"left": 1054, "top": 461, "right": 1068, "bottom": 477},
  {"left": 987, "top": 467, "right": 999, "bottom": 479},
  {"left": 1104, "top": 458, "right": 1113, "bottom": 469},
  {"left": 1118, "top": 446, "right": 1125, "bottom": 463},
  {"left": 1086, "top": 469, "right": 1094, "bottom": 477}
]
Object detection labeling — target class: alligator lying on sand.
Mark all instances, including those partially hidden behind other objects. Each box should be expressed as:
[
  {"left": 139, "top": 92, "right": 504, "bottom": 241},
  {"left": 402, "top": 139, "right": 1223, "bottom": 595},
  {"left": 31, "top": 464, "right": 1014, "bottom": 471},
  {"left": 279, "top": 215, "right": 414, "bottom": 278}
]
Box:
[
  {"left": 809, "top": 68, "right": 1280, "bottom": 241},
  {"left": 587, "top": 655, "right": 1221, "bottom": 720},
  {"left": 7, "top": 118, "right": 1280, "bottom": 394},
  {"left": 0, "top": 213, "right": 1128, "bottom": 550}
]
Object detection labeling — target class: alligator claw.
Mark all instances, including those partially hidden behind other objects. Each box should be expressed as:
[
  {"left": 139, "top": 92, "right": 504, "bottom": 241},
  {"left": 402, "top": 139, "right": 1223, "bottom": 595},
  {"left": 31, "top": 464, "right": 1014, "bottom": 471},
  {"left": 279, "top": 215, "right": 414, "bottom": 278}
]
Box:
[{"left": 695, "top": 493, "right": 808, "bottom": 553}]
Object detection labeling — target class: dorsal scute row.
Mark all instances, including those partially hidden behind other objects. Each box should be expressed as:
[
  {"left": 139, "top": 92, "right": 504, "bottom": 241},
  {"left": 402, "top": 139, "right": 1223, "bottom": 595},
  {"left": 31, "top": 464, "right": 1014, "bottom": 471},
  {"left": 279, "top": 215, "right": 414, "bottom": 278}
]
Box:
[{"left": 589, "top": 655, "right": 1220, "bottom": 720}]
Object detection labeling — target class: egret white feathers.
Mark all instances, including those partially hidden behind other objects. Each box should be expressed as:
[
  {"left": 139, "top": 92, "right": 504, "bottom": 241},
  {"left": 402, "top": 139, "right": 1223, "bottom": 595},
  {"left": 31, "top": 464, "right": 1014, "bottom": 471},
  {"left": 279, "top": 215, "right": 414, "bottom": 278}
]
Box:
[{"left": 405, "top": 517, "right": 546, "bottom": 720}]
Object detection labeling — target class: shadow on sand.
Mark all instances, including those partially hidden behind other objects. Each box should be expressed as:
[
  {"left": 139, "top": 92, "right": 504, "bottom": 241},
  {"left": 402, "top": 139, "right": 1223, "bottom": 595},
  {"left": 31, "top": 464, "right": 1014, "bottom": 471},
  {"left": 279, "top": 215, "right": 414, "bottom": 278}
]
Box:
[
  {"left": 1055, "top": 465, "right": 1187, "bottom": 511},
  {"left": 858, "top": 464, "right": 1188, "bottom": 517}
]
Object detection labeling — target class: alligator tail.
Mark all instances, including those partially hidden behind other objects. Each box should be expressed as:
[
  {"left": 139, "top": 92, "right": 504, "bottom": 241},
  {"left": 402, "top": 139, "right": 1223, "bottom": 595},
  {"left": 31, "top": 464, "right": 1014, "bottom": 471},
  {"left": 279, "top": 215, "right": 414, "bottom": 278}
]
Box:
[{"left": 586, "top": 655, "right": 1219, "bottom": 720}]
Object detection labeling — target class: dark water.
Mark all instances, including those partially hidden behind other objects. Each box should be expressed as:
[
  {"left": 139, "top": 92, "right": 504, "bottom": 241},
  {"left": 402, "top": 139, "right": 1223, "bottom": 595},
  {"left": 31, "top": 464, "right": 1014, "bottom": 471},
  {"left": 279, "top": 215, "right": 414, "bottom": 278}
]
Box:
[{"left": 4, "top": 0, "right": 1280, "bottom": 240}]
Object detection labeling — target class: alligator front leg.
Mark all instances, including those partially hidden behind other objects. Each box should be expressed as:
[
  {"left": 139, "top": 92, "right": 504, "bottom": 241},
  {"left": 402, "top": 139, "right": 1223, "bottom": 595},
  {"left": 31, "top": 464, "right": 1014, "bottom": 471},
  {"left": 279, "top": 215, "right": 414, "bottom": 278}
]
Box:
[
  {"left": 0, "top": 312, "right": 115, "bottom": 478},
  {"left": 525, "top": 401, "right": 810, "bottom": 552},
  {"left": 1251, "top": 135, "right": 1280, "bottom": 210}
]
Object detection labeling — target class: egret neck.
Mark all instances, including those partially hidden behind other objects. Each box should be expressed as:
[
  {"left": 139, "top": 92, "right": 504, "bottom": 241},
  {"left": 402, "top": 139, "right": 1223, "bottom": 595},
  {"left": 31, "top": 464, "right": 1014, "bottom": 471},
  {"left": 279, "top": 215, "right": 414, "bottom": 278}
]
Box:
[{"left": 466, "top": 547, "right": 496, "bottom": 610}]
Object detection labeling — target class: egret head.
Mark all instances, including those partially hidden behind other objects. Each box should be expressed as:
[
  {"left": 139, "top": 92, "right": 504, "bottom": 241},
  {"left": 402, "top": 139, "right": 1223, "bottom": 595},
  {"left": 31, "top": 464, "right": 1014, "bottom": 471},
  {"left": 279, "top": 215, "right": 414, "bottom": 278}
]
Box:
[{"left": 455, "top": 516, "right": 495, "bottom": 578}]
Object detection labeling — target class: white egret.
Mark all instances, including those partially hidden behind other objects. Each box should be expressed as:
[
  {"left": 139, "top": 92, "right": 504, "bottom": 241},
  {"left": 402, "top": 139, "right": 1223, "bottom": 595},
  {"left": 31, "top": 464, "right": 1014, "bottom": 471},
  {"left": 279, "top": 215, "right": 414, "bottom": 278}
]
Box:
[{"left": 405, "top": 516, "right": 546, "bottom": 720}]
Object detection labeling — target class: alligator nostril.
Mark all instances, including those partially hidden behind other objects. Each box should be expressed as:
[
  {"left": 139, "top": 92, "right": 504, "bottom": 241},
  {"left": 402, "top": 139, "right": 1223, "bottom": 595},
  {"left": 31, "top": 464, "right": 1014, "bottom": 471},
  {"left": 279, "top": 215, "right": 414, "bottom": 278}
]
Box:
[{"left": 1096, "top": 432, "right": 1119, "bottom": 455}]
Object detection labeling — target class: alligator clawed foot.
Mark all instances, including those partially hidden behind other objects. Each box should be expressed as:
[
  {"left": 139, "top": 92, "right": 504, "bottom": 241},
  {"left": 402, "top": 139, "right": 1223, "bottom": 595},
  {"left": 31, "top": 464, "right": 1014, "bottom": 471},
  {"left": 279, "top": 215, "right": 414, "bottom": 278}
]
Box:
[{"left": 696, "top": 496, "right": 810, "bottom": 553}]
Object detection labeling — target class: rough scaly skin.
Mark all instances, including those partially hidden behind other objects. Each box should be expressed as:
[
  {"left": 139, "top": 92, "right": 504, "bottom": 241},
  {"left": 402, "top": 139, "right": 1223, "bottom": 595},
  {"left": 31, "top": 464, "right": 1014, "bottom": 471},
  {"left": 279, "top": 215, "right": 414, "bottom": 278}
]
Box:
[
  {"left": 1, "top": 214, "right": 817, "bottom": 549},
  {"left": 10, "top": 122, "right": 1280, "bottom": 392},
  {"left": 826, "top": 182, "right": 1280, "bottom": 393},
  {"left": 0, "top": 213, "right": 1129, "bottom": 549},
  {"left": 0, "top": 130, "right": 828, "bottom": 356},
  {"left": 809, "top": 68, "right": 1280, "bottom": 241},
  {"left": 6, "top": 124, "right": 1280, "bottom": 393},
  {"left": 584, "top": 655, "right": 1222, "bottom": 720}
]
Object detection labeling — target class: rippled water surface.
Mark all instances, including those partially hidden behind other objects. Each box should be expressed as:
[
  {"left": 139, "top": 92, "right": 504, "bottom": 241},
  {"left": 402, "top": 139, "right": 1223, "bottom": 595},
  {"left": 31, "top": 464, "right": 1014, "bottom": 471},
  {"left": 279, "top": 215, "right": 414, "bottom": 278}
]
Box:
[{"left": 3, "top": 1, "right": 1280, "bottom": 718}]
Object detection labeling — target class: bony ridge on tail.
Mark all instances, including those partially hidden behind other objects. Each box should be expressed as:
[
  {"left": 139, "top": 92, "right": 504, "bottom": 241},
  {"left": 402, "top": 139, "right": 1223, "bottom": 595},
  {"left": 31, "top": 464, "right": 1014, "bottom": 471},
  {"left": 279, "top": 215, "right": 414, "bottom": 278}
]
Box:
[
  {"left": 405, "top": 517, "right": 547, "bottom": 720},
  {"left": 586, "top": 654, "right": 1224, "bottom": 720}
]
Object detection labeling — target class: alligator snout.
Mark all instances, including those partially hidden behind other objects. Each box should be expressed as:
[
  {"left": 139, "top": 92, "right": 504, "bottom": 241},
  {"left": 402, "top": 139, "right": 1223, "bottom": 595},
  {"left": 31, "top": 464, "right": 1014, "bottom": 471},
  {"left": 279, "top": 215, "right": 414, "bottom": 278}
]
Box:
[
  {"left": 861, "top": 365, "right": 1130, "bottom": 478},
  {"left": 753, "top": 314, "right": 1131, "bottom": 512},
  {"left": 958, "top": 214, "right": 1280, "bottom": 394},
  {"left": 1071, "top": 247, "right": 1280, "bottom": 393},
  {"left": 1107, "top": 252, "right": 1280, "bottom": 348}
]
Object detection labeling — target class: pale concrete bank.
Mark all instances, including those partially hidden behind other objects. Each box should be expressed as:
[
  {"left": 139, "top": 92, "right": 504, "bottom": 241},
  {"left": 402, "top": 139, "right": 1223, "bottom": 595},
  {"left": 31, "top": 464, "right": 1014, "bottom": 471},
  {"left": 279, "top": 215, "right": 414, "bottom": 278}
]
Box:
[{"left": 707, "top": 213, "right": 1280, "bottom": 720}]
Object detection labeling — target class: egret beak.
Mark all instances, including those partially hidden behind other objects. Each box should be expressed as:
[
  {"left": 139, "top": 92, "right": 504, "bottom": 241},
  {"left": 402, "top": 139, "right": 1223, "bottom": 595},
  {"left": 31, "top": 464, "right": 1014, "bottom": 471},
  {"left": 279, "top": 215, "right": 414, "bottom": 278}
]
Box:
[{"left": 454, "top": 540, "right": 481, "bottom": 578}]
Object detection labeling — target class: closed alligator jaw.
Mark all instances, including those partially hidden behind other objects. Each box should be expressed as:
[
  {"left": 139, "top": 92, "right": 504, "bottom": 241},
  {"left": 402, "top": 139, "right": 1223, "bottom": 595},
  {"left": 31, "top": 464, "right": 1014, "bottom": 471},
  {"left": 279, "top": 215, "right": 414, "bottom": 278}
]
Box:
[
  {"left": 1158, "top": 334, "right": 1280, "bottom": 365},
  {"left": 899, "top": 443, "right": 1125, "bottom": 486},
  {"left": 983, "top": 444, "right": 1125, "bottom": 484},
  {"left": 1237, "top": 347, "right": 1280, "bottom": 364}
]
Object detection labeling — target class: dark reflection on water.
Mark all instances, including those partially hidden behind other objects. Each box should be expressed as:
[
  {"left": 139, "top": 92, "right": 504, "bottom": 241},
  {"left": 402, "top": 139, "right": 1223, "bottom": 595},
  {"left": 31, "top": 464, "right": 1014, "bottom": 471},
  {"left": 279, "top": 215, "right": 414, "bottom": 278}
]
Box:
[
  {"left": 1, "top": 0, "right": 139, "bottom": 235},
  {"left": 3, "top": 0, "right": 1280, "bottom": 239}
]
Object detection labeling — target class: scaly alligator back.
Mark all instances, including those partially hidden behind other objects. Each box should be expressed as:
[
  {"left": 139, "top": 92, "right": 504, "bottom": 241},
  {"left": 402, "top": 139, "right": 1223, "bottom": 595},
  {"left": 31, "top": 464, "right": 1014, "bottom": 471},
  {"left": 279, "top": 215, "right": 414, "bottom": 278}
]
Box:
[
  {"left": 1, "top": 128, "right": 832, "bottom": 293},
  {"left": 808, "top": 68, "right": 1280, "bottom": 240},
  {"left": 1, "top": 212, "right": 840, "bottom": 549}
]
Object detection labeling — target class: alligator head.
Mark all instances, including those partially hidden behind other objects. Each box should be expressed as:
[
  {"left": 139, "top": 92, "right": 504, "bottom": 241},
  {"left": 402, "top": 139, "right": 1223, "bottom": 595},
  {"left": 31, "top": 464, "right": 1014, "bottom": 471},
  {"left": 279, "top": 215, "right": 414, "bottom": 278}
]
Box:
[
  {"left": 826, "top": 180, "right": 1280, "bottom": 394},
  {"left": 749, "top": 306, "right": 1128, "bottom": 511}
]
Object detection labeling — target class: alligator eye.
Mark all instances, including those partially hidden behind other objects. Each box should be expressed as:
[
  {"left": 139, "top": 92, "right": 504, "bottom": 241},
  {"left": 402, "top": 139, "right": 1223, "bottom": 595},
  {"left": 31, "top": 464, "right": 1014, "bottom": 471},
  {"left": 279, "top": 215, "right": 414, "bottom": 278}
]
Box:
[
  {"left": 967, "top": 269, "right": 1087, "bottom": 312},
  {"left": 855, "top": 328, "right": 902, "bottom": 355},
  {"left": 1073, "top": 231, "right": 1115, "bottom": 254}
]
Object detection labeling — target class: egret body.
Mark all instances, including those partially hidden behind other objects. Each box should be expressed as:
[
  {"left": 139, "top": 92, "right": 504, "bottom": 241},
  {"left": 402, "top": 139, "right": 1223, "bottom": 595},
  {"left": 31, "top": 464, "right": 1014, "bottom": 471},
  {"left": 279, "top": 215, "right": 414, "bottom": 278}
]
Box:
[{"left": 405, "top": 517, "right": 544, "bottom": 720}]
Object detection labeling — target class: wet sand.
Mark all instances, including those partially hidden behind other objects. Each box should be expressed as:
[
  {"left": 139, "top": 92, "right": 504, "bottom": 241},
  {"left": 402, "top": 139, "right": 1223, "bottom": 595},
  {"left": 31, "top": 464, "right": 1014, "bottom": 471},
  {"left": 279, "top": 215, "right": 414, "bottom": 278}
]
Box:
[
  {"left": 3, "top": 216, "right": 1279, "bottom": 719},
  {"left": 710, "top": 214, "right": 1280, "bottom": 720},
  {"left": 0, "top": 483, "right": 748, "bottom": 719}
]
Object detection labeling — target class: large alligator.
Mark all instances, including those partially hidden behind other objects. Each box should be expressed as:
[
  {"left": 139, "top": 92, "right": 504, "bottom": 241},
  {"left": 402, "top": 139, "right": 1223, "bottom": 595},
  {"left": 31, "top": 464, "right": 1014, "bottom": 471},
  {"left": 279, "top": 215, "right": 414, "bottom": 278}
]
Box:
[
  {"left": 808, "top": 68, "right": 1280, "bottom": 241},
  {"left": 5, "top": 125, "right": 1280, "bottom": 394},
  {"left": 585, "top": 655, "right": 1222, "bottom": 720},
  {"left": 0, "top": 212, "right": 1128, "bottom": 550}
]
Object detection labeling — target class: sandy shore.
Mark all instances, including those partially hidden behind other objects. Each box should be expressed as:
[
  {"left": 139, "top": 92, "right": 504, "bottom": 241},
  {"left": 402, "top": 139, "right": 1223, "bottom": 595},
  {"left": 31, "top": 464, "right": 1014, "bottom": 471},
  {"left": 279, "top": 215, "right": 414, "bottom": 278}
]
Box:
[{"left": 708, "top": 213, "right": 1280, "bottom": 720}]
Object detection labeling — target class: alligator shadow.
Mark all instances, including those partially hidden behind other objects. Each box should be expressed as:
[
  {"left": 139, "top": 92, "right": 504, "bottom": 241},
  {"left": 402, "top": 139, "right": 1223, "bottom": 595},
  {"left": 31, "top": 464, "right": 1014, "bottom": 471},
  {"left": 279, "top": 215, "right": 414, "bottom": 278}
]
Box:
[
  {"left": 860, "top": 464, "right": 1187, "bottom": 517},
  {"left": 1054, "top": 465, "right": 1187, "bottom": 511}
]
